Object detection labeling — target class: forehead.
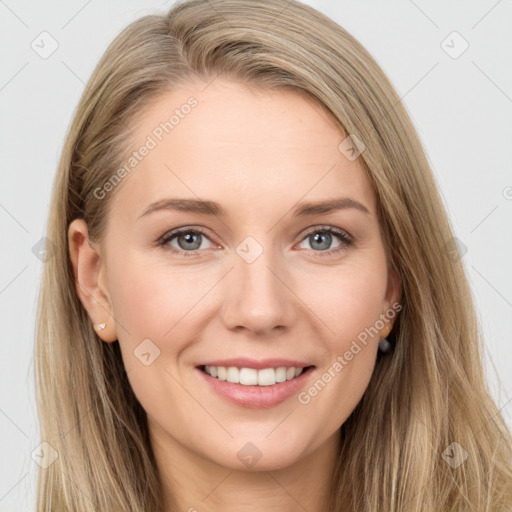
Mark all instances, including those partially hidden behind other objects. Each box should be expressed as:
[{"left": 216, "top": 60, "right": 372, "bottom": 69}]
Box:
[{"left": 109, "top": 78, "right": 376, "bottom": 222}]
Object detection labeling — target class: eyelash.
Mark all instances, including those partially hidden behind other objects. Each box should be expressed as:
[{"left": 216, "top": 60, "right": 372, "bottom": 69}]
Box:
[{"left": 157, "top": 225, "right": 354, "bottom": 258}]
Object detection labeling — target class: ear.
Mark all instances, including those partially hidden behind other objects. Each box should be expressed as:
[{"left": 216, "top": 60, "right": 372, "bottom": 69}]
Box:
[
  {"left": 379, "top": 265, "right": 402, "bottom": 338},
  {"left": 68, "top": 218, "right": 117, "bottom": 342}
]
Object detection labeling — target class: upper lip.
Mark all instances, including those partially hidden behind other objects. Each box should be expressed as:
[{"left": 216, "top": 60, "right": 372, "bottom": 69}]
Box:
[{"left": 197, "top": 358, "right": 314, "bottom": 370}]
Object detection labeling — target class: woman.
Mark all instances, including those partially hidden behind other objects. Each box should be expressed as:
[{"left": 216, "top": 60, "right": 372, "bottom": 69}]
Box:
[{"left": 34, "top": 0, "right": 512, "bottom": 510}]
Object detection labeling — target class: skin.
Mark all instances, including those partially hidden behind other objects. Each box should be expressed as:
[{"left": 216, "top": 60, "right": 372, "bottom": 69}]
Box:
[{"left": 69, "top": 78, "right": 401, "bottom": 511}]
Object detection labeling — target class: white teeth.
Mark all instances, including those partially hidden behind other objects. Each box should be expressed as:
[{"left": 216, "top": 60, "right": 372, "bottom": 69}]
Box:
[
  {"left": 203, "top": 365, "right": 306, "bottom": 386},
  {"left": 275, "top": 367, "right": 287, "bottom": 382},
  {"left": 239, "top": 368, "right": 258, "bottom": 385},
  {"left": 257, "top": 368, "right": 276, "bottom": 386},
  {"left": 226, "top": 367, "right": 239, "bottom": 383}
]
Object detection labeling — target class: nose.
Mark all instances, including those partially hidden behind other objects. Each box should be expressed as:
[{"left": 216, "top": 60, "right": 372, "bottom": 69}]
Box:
[{"left": 219, "top": 241, "right": 298, "bottom": 336}]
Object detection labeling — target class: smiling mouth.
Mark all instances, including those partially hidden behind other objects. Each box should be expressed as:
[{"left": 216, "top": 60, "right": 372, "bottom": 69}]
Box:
[{"left": 199, "top": 365, "right": 315, "bottom": 386}]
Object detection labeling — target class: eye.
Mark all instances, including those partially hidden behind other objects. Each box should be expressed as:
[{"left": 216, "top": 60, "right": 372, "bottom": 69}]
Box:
[
  {"left": 158, "top": 227, "right": 215, "bottom": 256},
  {"left": 298, "top": 226, "right": 353, "bottom": 256},
  {"left": 158, "top": 225, "right": 354, "bottom": 258}
]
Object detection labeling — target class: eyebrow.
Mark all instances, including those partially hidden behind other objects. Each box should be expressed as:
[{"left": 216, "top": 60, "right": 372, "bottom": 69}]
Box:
[{"left": 138, "top": 197, "right": 370, "bottom": 219}]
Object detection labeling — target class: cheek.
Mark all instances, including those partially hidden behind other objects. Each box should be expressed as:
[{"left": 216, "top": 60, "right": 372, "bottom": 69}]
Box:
[
  {"left": 108, "top": 252, "right": 209, "bottom": 342},
  {"left": 106, "top": 254, "right": 198, "bottom": 414},
  {"left": 297, "top": 259, "right": 388, "bottom": 350},
  {"left": 293, "top": 264, "right": 387, "bottom": 428}
]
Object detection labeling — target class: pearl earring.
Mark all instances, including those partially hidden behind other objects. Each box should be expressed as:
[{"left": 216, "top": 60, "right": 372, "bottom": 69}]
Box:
[
  {"left": 378, "top": 322, "right": 394, "bottom": 355},
  {"left": 378, "top": 337, "right": 392, "bottom": 354}
]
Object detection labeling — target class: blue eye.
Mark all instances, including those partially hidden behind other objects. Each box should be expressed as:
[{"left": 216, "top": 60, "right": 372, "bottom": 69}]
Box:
[
  {"left": 159, "top": 228, "right": 214, "bottom": 256},
  {"left": 158, "top": 225, "right": 353, "bottom": 257},
  {"left": 298, "top": 226, "right": 353, "bottom": 256}
]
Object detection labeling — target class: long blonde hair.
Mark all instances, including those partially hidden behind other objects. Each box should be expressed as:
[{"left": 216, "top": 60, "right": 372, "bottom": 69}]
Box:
[{"left": 35, "top": 0, "right": 512, "bottom": 510}]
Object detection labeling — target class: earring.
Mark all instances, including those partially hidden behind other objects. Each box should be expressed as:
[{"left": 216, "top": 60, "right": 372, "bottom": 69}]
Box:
[
  {"left": 378, "top": 337, "right": 392, "bottom": 354},
  {"left": 378, "top": 322, "right": 394, "bottom": 355},
  {"left": 95, "top": 322, "right": 106, "bottom": 331}
]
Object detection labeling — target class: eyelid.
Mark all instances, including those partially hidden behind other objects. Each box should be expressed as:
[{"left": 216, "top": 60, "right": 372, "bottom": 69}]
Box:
[{"left": 299, "top": 224, "right": 353, "bottom": 242}]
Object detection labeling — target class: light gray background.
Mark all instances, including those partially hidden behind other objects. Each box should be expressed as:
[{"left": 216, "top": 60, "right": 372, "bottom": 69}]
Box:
[{"left": 1, "top": 0, "right": 511, "bottom": 510}]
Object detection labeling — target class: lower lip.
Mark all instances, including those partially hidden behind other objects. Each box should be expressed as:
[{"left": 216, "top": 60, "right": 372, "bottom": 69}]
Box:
[{"left": 196, "top": 366, "right": 315, "bottom": 408}]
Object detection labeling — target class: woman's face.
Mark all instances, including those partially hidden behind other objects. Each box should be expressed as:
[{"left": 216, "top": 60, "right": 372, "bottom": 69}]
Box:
[{"left": 71, "top": 78, "right": 400, "bottom": 472}]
